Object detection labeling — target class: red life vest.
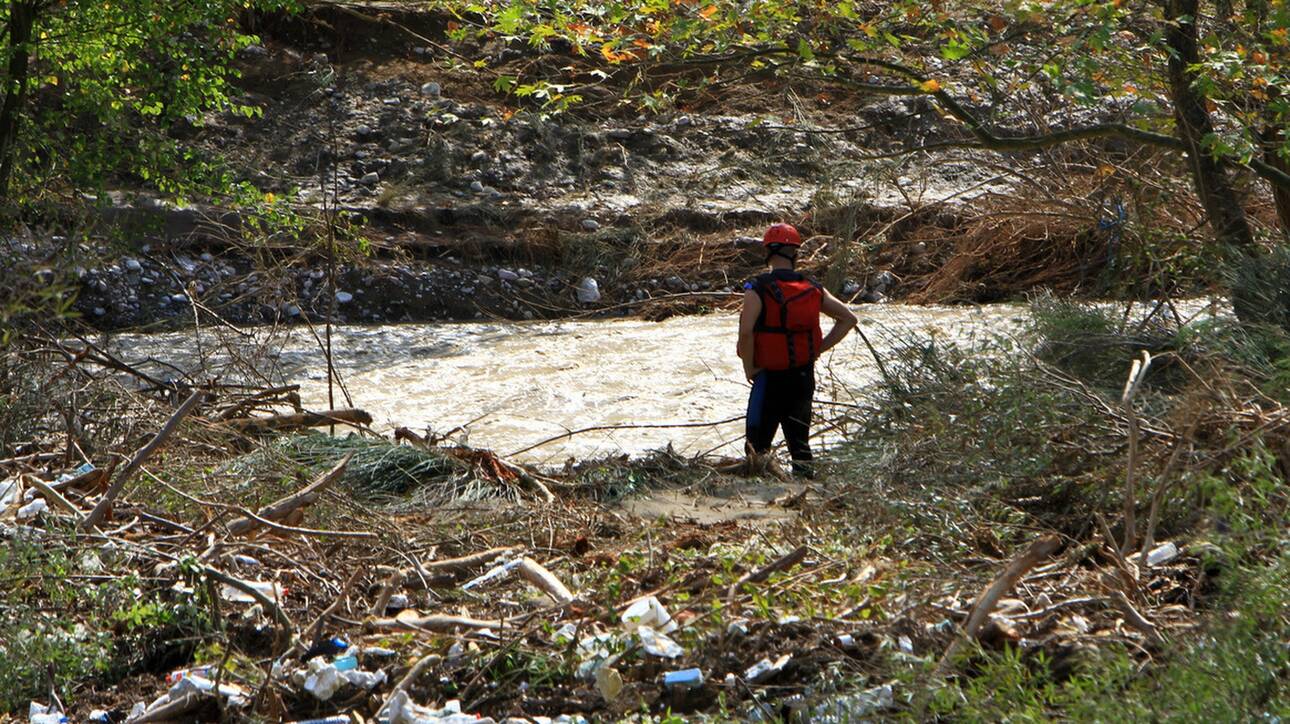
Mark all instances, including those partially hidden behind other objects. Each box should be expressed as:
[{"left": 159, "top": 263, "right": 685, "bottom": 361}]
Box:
[{"left": 752, "top": 273, "right": 823, "bottom": 370}]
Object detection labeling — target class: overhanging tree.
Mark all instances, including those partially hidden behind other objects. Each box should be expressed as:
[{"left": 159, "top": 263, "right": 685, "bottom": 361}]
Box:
[
  {"left": 440, "top": 0, "right": 1290, "bottom": 248},
  {"left": 0, "top": 0, "right": 296, "bottom": 203}
]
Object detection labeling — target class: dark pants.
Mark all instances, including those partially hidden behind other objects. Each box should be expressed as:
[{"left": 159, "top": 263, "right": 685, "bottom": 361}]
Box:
[{"left": 745, "top": 366, "right": 814, "bottom": 474}]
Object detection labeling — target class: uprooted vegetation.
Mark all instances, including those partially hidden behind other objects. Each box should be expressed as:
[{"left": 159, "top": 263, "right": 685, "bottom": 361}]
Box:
[{"left": 1, "top": 295, "right": 1287, "bottom": 721}]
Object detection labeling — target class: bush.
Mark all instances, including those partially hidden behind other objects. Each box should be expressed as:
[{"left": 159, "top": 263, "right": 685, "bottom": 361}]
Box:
[{"left": 1230, "top": 245, "right": 1290, "bottom": 332}]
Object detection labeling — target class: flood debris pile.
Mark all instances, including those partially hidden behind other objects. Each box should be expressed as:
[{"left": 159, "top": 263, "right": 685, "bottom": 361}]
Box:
[{"left": 3, "top": 297, "right": 1289, "bottom": 720}]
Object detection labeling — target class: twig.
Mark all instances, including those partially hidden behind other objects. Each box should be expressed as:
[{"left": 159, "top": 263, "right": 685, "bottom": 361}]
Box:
[
  {"left": 508, "top": 415, "right": 744, "bottom": 457},
  {"left": 376, "top": 653, "right": 442, "bottom": 721},
  {"left": 929, "top": 533, "right": 1061, "bottom": 693},
  {"left": 20, "top": 474, "right": 83, "bottom": 522},
  {"left": 1119, "top": 351, "right": 1152, "bottom": 554},
  {"left": 726, "top": 545, "right": 809, "bottom": 602},
  {"left": 1110, "top": 590, "right": 1162, "bottom": 644},
  {"left": 81, "top": 389, "right": 205, "bottom": 531}
]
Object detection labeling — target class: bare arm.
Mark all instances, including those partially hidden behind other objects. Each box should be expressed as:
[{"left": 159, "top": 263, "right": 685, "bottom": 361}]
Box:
[
  {"left": 818, "top": 289, "right": 859, "bottom": 355},
  {"left": 737, "top": 289, "right": 762, "bottom": 381}
]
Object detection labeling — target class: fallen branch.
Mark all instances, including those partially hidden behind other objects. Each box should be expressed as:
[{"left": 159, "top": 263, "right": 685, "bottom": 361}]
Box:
[
  {"left": 128, "top": 692, "right": 204, "bottom": 723},
  {"left": 369, "top": 566, "right": 406, "bottom": 616},
  {"left": 366, "top": 613, "right": 502, "bottom": 633},
  {"left": 227, "top": 454, "right": 352, "bottom": 537},
  {"left": 81, "top": 389, "right": 205, "bottom": 531},
  {"left": 516, "top": 557, "right": 575, "bottom": 605},
  {"left": 20, "top": 474, "right": 83, "bottom": 522},
  {"left": 727, "top": 545, "right": 809, "bottom": 601},
  {"left": 225, "top": 408, "right": 372, "bottom": 433},
  {"left": 421, "top": 546, "right": 520, "bottom": 577},
  {"left": 939, "top": 534, "right": 1061, "bottom": 667},
  {"left": 1110, "top": 590, "right": 1163, "bottom": 644},
  {"left": 376, "top": 653, "right": 441, "bottom": 721}
]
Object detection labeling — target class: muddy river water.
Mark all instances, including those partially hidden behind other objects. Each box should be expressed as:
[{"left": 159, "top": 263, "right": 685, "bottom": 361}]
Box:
[{"left": 112, "top": 304, "right": 1032, "bottom": 462}]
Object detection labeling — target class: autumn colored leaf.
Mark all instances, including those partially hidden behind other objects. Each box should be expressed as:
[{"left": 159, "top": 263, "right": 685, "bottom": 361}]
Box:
[
  {"left": 987, "top": 15, "right": 1007, "bottom": 33},
  {"left": 918, "top": 78, "right": 941, "bottom": 93},
  {"left": 600, "top": 43, "right": 638, "bottom": 63},
  {"left": 699, "top": 5, "right": 719, "bottom": 20}
]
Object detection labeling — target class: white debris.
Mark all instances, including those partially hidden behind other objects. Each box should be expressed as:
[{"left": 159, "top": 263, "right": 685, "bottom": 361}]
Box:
[
  {"left": 743, "top": 653, "right": 791, "bottom": 684},
  {"left": 386, "top": 692, "right": 496, "bottom": 724},
  {"left": 219, "top": 580, "right": 285, "bottom": 603},
  {"left": 621, "top": 596, "right": 677, "bottom": 633},
  {"left": 637, "top": 625, "right": 684, "bottom": 658},
  {"left": 28, "top": 702, "right": 67, "bottom": 724},
  {"left": 809, "top": 684, "right": 895, "bottom": 721},
  {"left": 461, "top": 558, "right": 522, "bottom": 590},
  {"left": 16, "top": 498, "right": 47, "bottom": 521}
]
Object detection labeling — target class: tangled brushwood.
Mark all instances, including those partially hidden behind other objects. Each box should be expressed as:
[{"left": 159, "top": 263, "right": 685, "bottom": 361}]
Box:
[{"left": 0, "top": 297, "right": 1287, "bottom": 721}]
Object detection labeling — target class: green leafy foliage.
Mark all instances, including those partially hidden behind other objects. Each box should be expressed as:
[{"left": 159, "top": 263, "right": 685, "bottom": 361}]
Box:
[{"left": 0, "top": 0, "right": 299, "bottom": 203}]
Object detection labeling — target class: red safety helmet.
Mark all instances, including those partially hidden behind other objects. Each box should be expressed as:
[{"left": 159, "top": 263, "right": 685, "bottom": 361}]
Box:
[{"left": 763, "top": 223, "right": 802, "bottom": 247}]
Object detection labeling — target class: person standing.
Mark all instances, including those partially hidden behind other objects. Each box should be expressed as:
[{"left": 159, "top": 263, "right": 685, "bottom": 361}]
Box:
[{"left": 737, "top": 223, "right": 858, "bottom": 477}]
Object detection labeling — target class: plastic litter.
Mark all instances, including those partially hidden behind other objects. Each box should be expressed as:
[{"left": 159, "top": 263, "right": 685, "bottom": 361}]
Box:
[
  {"left": 165, "top": 665, "right": 215, "bottom": 684},
  {"left": 636, "top": 625, "right": 684, "bottom": 658},
  {"left": 303, "top": 636, "right": 349, "bottom": 660},
  {"left": 743, "top": 653, "right": 791, "bottom": 684},
  {"left": 86, "top": 710, "right": 110, "bottom": 723},
  {"left": 220, "top": 579, "right": 285, "bottom": 603},
  {"left": 232, "top": 554, "right": 262, "bottom": 567},
  {"left": 332, "top": 654, "right": 359, "bottom": 671},
  {"left": 299, "top": 656, "right": 388, "bottom": 701},
  {"left": 53, "top": 462, "right": 95, "bottom": 484},
  {"left": 809, "top": 683, "right": 895, "bottom": 721},
  {"left": 594, "top": 666, "right": 623, "bottom": 702},
  {"left": 16, "top": 498, "right": 47, "bottom": 521},
  {"left": 461, "top": 558, "right": 522, "bottom": 590},
  {"left": 387, "top": 593, "right": 411, "bottom": 610},
  {"left": 28, "top": 702, "right": 67, "bottom": 724},
  {"left": 898, "top": 635, "right": 914, "bottom": 654},
  {"left": 1144, "top": 541, "right": 1180, "bottom": 566},
  {"left": 662, "top": 668, "right": 704, "bottom": 690},
  {"left": 0, "top": 479, "right": 18, "bottom": 507},
  {"left": 620, "top": 596, "right": 676, "bottom": 633},
  {"left": 552, "top": 622, "right": 579, "bottom": 643},
  {"left": 169, "top": 674, "right": 250, "bottom": 707},
  {"left": 385, "top": 692, "right": 496, "bottom": 723}
]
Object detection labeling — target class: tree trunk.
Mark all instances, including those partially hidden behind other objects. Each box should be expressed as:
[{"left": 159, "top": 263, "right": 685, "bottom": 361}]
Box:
[
  {"left": 1163, "top": 0, "right": 1257, "bottom": 248},
  {"left": 0, "top": 2, "right": 37, "bottom": 202},
  {"left": 1261, "top": 128, "right": 1290, "bottom": 239}
]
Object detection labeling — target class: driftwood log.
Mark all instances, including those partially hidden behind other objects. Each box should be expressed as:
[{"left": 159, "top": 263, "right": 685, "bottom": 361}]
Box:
[
  {"left": 517, "top": 557, "right": 575, "bottom": 605},
  {"left": 227, "top": 454, "right": 353, "bottom": 537},
  {"left": 225, "top": 408, "right": 372, "bottom": 433}
]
